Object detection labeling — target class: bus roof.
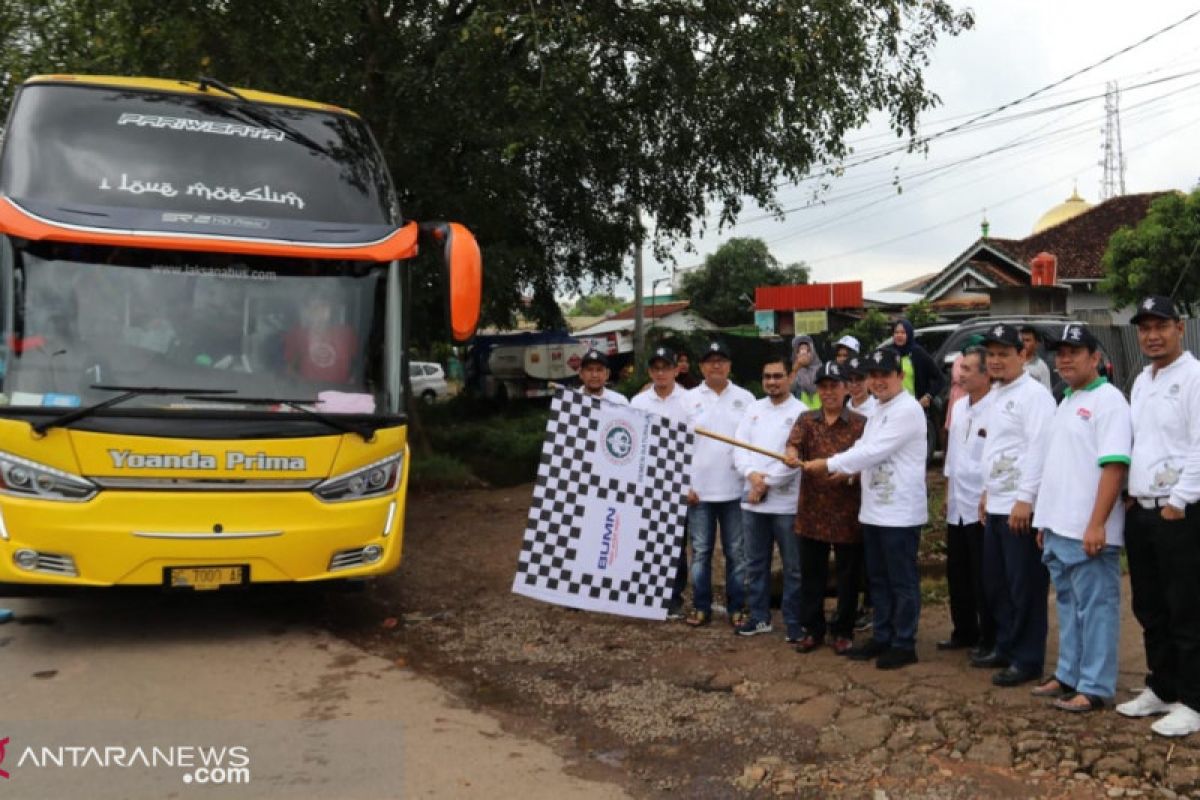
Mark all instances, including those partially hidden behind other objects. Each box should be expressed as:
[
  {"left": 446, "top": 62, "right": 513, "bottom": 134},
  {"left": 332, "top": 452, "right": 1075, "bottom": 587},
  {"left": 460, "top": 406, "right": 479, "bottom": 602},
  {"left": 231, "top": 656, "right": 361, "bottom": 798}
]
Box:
[{"left": 24, "top": 74, "right": 358, "bottom": 118}]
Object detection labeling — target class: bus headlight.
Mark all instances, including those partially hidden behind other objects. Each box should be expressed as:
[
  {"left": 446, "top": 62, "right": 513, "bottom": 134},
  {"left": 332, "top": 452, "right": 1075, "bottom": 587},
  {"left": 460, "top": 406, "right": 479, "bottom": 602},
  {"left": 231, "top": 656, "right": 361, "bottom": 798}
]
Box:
[
  {"left": 0, "top": 451, "right": 97, "bottom": 501},
  {"left": 312, "top": 455, "right": 403, "bottom": 503}
]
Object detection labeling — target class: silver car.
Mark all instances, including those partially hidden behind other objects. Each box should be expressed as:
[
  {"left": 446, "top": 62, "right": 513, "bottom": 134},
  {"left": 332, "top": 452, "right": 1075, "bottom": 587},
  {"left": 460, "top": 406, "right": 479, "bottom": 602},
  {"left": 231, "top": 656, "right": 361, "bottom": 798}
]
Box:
[{"left": 409, "top": 361, "right": 450, "bottom": 403}]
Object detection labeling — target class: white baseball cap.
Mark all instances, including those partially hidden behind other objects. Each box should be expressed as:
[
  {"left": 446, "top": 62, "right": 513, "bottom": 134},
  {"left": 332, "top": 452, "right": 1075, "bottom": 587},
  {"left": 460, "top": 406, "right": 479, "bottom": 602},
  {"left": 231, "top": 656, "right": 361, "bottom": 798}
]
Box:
[{"left": 834, "top": 334, "right": 861, "bottom": 353}]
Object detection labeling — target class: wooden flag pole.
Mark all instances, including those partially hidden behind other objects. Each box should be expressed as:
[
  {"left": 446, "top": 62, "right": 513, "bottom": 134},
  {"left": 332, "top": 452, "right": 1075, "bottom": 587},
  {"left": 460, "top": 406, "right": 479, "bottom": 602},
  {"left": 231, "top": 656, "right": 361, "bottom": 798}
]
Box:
[{"left": 694, "top": 426, "right": 790, "bottom": 462}]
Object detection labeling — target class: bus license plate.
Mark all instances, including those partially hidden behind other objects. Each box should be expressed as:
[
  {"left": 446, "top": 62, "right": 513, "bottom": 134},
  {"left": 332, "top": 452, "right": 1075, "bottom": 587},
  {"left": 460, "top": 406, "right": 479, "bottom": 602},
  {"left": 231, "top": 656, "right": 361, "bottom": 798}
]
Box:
[{"left": 167, "top": 566, "right": 246, "bottom": 591}]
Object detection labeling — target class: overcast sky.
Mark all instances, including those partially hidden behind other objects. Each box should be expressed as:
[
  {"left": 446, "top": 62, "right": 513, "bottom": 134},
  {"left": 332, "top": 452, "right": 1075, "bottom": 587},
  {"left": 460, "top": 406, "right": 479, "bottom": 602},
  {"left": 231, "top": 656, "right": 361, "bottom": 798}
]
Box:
[{"left": 641, "top": 0, "right": 1200, "bottom": 294}]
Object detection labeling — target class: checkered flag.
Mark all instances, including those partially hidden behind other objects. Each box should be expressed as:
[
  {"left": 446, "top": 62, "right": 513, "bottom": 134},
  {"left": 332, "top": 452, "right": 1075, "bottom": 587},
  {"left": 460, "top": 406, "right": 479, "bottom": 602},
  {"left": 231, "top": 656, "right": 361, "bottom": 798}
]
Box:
[{"left": 512, "top": 387, "right": 693, "bottom": 620}]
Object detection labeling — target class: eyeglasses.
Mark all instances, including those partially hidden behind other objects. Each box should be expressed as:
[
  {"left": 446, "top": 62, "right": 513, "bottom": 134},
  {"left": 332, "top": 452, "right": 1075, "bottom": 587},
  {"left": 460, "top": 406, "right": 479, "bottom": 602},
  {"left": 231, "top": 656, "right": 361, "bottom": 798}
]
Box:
[{"left": 762, "top": 372, "right": 787, "bottom": 380}]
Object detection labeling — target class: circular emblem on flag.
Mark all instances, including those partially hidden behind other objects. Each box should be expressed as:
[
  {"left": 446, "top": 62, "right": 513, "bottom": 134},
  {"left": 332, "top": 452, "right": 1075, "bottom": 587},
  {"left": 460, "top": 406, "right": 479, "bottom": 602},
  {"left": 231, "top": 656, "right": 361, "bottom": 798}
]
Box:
[{"left": 601, "top": 421, "right": 636, "bottom": 465}]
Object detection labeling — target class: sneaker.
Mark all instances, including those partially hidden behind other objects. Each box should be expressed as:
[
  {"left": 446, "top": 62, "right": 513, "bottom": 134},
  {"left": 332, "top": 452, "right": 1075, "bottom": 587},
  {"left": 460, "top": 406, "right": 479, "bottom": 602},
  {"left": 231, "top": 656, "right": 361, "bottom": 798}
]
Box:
[
  {"left": 875, "top": 647, "right": 918, "bottom": 670},
  {"left": 1116, "top": 687, "right": 1180, "bottom": 718},
  {"left": 665, "top": 606, "right": 686, "bottom": 621},
  {"left": 854, "top": 609, "right": 873, "bottom": 632},
  {"left": 846, "top": 639, "right": 888, "bottom": 661},
  {"left": 831, "top": 637, "right": 855, "bottom": 656},
  {"left": 1151, "top": 705, "right": 1200, "bottom": 737},
  {"left": 735, "top": 620, "right": 773, "bottom": 637}
]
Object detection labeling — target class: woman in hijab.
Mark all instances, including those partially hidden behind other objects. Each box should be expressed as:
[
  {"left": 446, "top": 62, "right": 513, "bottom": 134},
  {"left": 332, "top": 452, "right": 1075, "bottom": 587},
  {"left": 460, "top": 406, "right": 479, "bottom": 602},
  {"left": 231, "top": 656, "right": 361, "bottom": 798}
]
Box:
[
  {"left": 890, "top": 319, "right": 945, "bottom": 409},
  {"left": 788, "top": 334, "right": 822, "bottom": 409}
]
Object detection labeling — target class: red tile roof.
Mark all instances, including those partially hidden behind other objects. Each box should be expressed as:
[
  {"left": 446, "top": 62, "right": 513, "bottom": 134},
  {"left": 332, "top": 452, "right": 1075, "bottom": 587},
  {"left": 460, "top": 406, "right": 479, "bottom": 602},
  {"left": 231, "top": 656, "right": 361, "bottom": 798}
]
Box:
[{"left": 609, "top": 300, "right": 691, "bottom": 321}]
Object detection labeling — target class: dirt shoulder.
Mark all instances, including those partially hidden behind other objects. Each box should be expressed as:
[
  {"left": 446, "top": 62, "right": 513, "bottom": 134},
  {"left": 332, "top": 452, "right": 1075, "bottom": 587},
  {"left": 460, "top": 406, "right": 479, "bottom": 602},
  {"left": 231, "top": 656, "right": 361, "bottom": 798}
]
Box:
[{"left": 328, "top": 484, "right": 1200, "bottom": 799}]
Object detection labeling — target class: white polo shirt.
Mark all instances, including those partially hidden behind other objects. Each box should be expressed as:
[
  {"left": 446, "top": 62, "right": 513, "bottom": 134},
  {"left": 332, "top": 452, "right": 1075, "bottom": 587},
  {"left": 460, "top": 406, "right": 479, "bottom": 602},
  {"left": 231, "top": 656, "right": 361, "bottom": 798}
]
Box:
[
  {"left": 944, "top": 390, "right": 994, "bottom": 526},
  {"left": 630, "top": 382, "right": 688, "bottom": 425},
  {"left": 981, "top": 372, "right": 1056, "bottom": 515},
  {"left": 732, "top": 395, "right": 803, "bottom": 514},
  {"left": 685, "top": 380, "right": 756, "bottom": 502},
  {"left": 582, "top": 387, "right": 629, "bottom": 406},
  {"left": 827, "top": 390, "right": 928, "bottom": 527},
  {"left": 848, "top": 395, "right": 878, "bottom": 419},
  {"left": 1129, "top": 350, "right": 1200, "bottom": 510},
  {"left": 1033, "top": 379, "right": 1132, "bottom": 545}
]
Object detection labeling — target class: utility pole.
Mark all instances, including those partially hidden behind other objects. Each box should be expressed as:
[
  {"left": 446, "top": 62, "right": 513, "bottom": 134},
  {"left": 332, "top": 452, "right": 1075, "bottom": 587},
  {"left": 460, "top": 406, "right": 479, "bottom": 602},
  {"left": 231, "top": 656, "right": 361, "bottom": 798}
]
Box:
[
  {"left": 1099, "top": 81, "right": 1127, "bottom": 200},
  {"left": 632, "top": 210, "right": 645, "bottom": 367}
]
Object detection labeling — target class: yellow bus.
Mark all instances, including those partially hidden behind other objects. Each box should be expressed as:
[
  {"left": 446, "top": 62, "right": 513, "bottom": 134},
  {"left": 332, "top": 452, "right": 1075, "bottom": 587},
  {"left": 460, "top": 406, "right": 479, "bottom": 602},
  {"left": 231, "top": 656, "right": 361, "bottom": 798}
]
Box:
[{"left": 0, "top": 75, "right": 480, "bottom": 592}]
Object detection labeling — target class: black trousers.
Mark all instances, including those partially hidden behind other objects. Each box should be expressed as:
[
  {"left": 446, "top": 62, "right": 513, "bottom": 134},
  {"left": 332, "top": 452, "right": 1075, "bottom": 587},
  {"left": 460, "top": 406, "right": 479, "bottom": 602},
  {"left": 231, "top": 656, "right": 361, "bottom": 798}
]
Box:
[
  {"left": 983, "top": 513, "right": 1049, "bottom": 674},
  {"left": 1126, "top": 503, "right": 1200, "bottom": 712},
  {"left": 946, "top": 521, "right": 995, "bottom": 649},
  {"left": 799, "top": 537, "right": 863, "bottom": 639}
]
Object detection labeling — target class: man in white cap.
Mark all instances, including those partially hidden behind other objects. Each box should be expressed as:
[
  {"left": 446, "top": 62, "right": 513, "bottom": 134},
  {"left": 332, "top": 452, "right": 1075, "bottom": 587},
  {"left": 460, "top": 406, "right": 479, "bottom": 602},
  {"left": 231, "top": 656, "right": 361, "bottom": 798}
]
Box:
[
  {"left": 577, "top": 348, "right": 628, "bottom": 405},
  {"left": 1117, "top": 295, "right": 1200, "bottom": 737},
  {"left": 632, "top": 345, "right": 690, "bottom": 616},
  {"left": 683, "top": 340, "right": 755, "bottom": 627}
]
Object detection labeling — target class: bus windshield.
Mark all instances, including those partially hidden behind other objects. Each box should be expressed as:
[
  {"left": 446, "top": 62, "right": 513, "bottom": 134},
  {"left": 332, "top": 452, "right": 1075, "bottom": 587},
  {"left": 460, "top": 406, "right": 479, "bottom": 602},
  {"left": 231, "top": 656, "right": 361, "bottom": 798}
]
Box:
[
  {"left": 0, "top": 241, "right": 399, "bottom": 418},
  {"left": 1, "top": 82, "right": 399, "bottom": 242}
]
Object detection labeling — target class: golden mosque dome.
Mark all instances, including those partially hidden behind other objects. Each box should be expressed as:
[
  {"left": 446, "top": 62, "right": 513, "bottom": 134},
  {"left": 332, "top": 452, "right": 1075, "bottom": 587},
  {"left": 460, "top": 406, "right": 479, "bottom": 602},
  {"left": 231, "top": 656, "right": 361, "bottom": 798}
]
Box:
[{"left": 1032, "top": 188, "right": 1092, "bottom": 234}]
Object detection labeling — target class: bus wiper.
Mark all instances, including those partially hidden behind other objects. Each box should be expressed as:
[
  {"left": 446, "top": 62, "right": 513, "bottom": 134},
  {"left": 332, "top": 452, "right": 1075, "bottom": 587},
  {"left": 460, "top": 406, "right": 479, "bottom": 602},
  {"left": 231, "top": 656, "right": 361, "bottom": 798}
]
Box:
[
  {"left": 31, "top": 386, "right": 237, "bottom": 436},
  {"left": 197, "top": 76, "right": 333, "bottom": 158},
  {"left": 181, "top": 395, "right": 377, "bottom": 443}
]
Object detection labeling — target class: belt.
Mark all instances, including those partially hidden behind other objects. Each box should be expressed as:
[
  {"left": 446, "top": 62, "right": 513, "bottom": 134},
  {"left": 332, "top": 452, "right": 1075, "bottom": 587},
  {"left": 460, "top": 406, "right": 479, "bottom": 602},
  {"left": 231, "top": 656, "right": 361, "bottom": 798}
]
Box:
[{"left": 1134, "top": 496, "right": 1171, "bottom": 510}]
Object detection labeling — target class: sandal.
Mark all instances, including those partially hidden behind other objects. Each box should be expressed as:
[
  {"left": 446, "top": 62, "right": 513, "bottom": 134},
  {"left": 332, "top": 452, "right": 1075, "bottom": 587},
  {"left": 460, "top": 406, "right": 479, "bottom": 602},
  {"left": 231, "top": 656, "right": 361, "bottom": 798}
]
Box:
[
  {"left": 1053, "top": 692, "right": 1107, "bottom": 713},
  {"left": 1031, "top": 677, "right": 1075, "bottom": 698},
  {"left": 729, "top": 610, "right": 749, "bottom": 628},
  {"left": 685, "top": 609, "right": 712, "bottom": 627}
]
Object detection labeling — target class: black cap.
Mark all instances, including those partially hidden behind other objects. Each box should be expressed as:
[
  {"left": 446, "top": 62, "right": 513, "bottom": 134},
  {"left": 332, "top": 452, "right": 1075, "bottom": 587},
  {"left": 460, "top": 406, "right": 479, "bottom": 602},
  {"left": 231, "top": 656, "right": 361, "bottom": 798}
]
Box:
[
  {"left": 845, "top": 356, "right": 867, "bottom": 378},
  {"left": 580, "top": 349, "right": 608, "bottom": 368},
  {"left": 864, "top": 348, "right": 901, "bottom": 373},
  {"left": 815, "top": 362, "right": 847, "bottom": 383},
  {"left": 1049, "top": 323, "right": 1099, "bottom": 352},
  {"left": 648, "top": 345, "right": 677, "bottom": 366},
  {"left": 1130, "top": 295, "right": 1181, "bottom": 325},
  {"left": 981, "top": 323, "right": 1024, "bottom": 351},
  {"left": 699, "top": 340, "right": 732, "bottom": 361}
]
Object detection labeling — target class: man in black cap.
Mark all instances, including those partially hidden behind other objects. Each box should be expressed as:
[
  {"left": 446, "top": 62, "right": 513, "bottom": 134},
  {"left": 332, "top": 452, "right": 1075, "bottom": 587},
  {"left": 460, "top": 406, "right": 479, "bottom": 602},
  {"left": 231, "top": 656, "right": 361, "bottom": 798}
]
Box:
[
  {"left": 1118, "top": 296, "right": 1200, "bottom": 737},
  {"left": 632, "top": 345, "right": 691, "bottom": 616},
  {"left": 976, "top": 323, "right": 1056, "bottom": 687},
  {"left": 577, "top": 348, "right": 628, "bottom": 405},
  {"left": 796, "top": 348, "right": 928, "bottom": 669},
  {"left": 683, "top": 339, "right": 755, "bottom": 627}
]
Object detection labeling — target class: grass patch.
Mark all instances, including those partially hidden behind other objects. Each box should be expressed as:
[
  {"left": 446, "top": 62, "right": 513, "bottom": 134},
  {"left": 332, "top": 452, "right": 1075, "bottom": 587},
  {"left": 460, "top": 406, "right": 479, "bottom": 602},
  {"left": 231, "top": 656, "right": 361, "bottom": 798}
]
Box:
[
  {"left": 920, "top": 576, "right": 949, "bottom": 605},
  {"left": 408, "top": 452, "right": 482, "bottom": 492},
  {"left": 418, "top": 395, "right": 551, "bottom": 487}
]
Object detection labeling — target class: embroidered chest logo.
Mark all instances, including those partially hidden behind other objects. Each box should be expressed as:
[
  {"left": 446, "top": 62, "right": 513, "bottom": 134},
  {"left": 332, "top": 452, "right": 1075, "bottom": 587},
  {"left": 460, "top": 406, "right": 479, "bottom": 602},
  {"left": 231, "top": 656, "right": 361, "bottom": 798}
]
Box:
[{"left": 1076, "top": 407, "right": 1092, "bottom": 421}]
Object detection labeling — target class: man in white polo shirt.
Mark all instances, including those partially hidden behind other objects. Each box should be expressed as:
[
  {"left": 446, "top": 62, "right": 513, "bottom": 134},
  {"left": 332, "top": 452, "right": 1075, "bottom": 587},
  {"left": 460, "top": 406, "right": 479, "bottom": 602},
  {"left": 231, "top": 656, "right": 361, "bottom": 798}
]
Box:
[
  {"left": 1031, "top": 324, "right": 1131, "bottom": 712},
  {"left": 632, "top": 345, "right": 690, "bottom": 617},
  {"left": 577, "top": 348, "right": 628, "bottom": 405},
  {"left": 732, "top": 356, "right": 804, "bottom": 641},
  {"left": 1116, "top": 295, "right": 1200, "bottom": 737},
  {"left": 975, "top": 323, "right": 1057, "bottom": 688},
  {"left": 798, "top": 348, "right": 927, "bottom": 670},
  {"left": 683, "top": 340, "right": 755, "bottom": 628}
]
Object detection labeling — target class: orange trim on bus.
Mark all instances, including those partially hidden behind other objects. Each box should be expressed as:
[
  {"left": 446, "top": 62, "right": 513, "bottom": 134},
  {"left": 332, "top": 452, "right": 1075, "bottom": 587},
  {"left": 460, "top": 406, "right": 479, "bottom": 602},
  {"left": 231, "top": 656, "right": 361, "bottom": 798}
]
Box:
[{"left": 0, "top": 198, "right": 419, "bottom": 262}]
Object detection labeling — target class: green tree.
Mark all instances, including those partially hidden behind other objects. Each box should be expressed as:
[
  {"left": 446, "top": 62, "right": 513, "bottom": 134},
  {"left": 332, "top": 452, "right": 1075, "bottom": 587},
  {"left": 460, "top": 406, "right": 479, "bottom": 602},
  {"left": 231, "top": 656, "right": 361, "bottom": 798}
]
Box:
[
  {"left": 569, "top": 293, "right": 627, "bottom": 317},
  {"left": 1101, "top": 189, "right": 1200, "bottom": 316},
  {"left": 0, "top": 1, "right": 971, "bottom": 342},
  {"left": 841, "top": 308, "right": 892, "bottom": 351},
  {"left": 902, "top": 298, "right": 939, "bottom": 328},
  {"left": 679, "top": 237, "right": 809, "bottom": 326}
]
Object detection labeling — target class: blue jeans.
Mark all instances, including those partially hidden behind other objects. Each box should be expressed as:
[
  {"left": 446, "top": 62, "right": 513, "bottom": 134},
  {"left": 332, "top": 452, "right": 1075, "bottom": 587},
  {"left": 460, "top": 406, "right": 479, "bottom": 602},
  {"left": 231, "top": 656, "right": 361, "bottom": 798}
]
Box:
[
  {"left": 861, "top": 524, "right": 921, "bottom": 651},
  {"left": 688, "top": 500, "right": 745, "bottom": 614},
  {"left": 742, "top": 510, "right": 801, "bottom": 632},
  {"left": 1042, "top": 530, "right": 1121, "bottom": 699},
  {"left": 983, "top": 513, "right": 1049, "bottom": 674}
]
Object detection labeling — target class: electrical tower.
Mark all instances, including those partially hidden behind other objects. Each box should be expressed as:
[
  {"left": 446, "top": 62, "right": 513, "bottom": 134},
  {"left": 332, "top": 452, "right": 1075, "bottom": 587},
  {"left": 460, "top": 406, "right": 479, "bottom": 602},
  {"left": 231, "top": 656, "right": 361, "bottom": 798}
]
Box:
[{"left": 1099, "top": 81, "right": 1126, "bottom": 200}]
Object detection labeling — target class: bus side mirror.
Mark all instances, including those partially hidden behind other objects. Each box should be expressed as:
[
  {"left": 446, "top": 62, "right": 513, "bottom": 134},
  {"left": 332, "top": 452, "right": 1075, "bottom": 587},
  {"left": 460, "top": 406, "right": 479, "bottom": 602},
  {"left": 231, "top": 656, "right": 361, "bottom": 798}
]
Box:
[{"left": 422, "top": 222, "right": 482, "bottom": 343}]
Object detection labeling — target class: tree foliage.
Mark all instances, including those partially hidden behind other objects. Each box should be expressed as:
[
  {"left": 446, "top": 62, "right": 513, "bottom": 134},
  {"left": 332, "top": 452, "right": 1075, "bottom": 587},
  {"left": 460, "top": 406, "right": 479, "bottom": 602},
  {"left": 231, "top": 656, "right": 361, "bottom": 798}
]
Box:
[
  {"left": 569, "top": 293, "right": 627, "bottom": 317},
  {"left": 679, "top": 237, "right": 809, "bottom": 326},
  {"left": 841, "top": 308, "right": 892, "bottom": 351},
  {"left": 902, "top": 298, "right": 939, "bottom": 328},
  {"left": 1101, "top": 189, "right": 1200, "bottom": 316},
  {"left": 0, "top": 0, "right": 971, "bottom": 343}
]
